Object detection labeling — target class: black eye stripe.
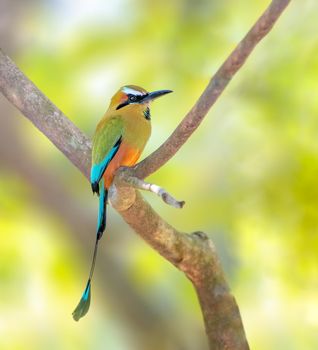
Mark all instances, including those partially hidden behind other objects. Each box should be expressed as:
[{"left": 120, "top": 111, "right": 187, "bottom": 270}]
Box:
[{"left": 128, "top": 93, "right": 148, "bottom": 102}]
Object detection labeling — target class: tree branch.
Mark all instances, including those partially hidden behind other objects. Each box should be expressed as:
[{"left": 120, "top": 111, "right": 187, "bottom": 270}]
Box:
[
  {"left": 0, "top": 1, "right": 291, "bottom": 349},
  {"left": 0, "top": 50, "right": 92, "bottom": 178},
  {"left": 131, "top": 0, "right": 291, "bottom": 179}
]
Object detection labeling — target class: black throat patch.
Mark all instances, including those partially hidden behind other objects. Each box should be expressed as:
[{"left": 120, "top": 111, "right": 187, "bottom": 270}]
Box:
[{"left": 143, "top": 107, "right": 151, "bottom": 120}]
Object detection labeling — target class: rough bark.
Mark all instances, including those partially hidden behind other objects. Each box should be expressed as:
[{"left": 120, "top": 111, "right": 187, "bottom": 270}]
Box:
[{"left": 0, "top": 1, "right": 291, "bottom": 348}]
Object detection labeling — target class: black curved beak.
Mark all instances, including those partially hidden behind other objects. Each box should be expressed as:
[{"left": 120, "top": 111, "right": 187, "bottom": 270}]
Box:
[{"left": 142, "top": 89, "right": 173, "bottom": 103}]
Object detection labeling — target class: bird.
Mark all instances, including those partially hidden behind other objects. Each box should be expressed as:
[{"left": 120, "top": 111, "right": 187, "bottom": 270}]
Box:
[{"left": 72, "top": 85, "right": 172, "bottom": 321}]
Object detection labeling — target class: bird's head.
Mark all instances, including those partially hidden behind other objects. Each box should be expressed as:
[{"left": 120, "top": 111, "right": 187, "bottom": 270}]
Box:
[{"left": 110, "top": 85, "right": 172, "bottom": 116}]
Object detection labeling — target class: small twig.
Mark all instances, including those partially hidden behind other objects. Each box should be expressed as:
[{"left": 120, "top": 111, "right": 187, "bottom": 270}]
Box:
[
  {"left": 121, "top": 175, "right": 185, "bottom": 209},
  {"left": 113, "top": 166, "right": 185, "bottom": 208}
]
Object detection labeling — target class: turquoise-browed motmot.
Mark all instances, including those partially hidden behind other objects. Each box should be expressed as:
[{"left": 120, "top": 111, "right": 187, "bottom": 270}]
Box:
[{"left": 72, "top": 85, "right": 172, "bottom": 321}]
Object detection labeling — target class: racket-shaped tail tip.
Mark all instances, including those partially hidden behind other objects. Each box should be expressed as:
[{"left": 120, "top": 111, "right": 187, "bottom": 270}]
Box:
[{"left": 72, "top": 280, "right": 91, "bottom": 321}]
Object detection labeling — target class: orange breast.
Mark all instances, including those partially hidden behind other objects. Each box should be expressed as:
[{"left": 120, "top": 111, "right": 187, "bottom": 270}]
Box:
[{"left": 103, "top": 142, "right": 141, "bottom": 189}]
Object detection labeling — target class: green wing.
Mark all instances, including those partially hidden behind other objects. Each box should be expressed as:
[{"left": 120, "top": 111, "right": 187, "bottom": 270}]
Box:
[{"left": 90, "top": 116, "right": 123, "bottom": 187}]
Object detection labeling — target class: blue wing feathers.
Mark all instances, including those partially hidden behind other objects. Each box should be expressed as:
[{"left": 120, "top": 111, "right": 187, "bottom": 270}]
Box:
[
  {"left": 90, "top": 146, "right": 117, "bottom": 184},
  {"left": 90, "top": 136, "right": 122, "bottom": 192}
]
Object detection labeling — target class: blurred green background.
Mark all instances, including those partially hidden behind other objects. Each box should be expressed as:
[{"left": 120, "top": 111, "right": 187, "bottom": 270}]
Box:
[{"left": 0, "top": 0, "right": 317, "bottom": 349}]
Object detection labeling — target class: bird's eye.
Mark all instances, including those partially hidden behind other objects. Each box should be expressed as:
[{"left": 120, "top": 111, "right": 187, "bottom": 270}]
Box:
[{"left": 129, "top": 95, "right": 137, "bottom": 102}]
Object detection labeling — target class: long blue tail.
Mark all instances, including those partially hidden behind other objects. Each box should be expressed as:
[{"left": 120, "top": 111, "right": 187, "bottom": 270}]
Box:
[{"left": 72, "top": 180, "right": 107, "bottom": 321}]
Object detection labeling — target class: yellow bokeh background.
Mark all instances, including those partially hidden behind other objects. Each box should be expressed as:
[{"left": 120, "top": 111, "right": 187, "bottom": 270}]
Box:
[{"left": 0, "top": 1, "right": 317, "bottom": 349}]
